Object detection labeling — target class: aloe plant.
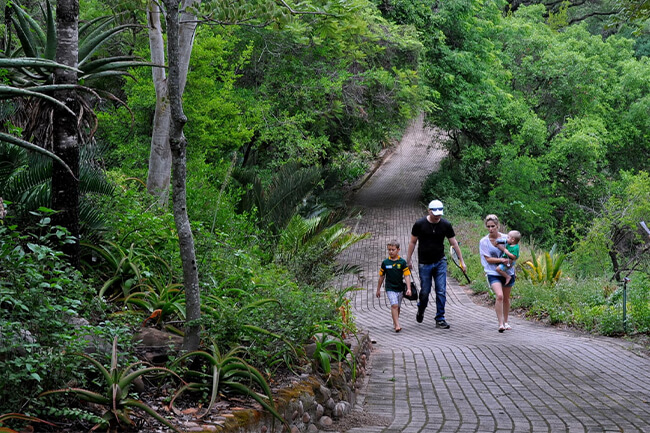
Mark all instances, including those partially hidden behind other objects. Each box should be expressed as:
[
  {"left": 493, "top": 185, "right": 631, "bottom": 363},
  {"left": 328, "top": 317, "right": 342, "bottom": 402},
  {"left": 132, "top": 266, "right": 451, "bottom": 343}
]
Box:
[
  {"left": 40, "top": 337, "right": 181, "bottom": 432},
  {"left": 171, "top": 343, "right": 286, "bottom": 426},
  {"left": 310, "top": 322, "right": 357, "bottom": 381},
  {"left": 520, "top": 245, "right": 566, "bottom": 287},
  {"left": 80, "top": 240, "right": 171, "bottom": 299},
  {"left": 123, "top": 278, "right": 186, "bottom": 328},
  {"left": 6, "top": 0, "right": 148, "bottom": 86}
]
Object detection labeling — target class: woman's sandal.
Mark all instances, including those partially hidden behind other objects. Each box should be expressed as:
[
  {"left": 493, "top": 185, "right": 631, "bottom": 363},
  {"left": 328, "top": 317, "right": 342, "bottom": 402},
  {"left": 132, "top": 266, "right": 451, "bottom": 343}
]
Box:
[
  {"left": 395, "top": 327, "right": 402, "bottom": 333},
  {"left": 504, "top": 323, "right": 512, "bottom": 330},
  {"left": 498, "top": 325, "right": 505, "bottom": 333}
]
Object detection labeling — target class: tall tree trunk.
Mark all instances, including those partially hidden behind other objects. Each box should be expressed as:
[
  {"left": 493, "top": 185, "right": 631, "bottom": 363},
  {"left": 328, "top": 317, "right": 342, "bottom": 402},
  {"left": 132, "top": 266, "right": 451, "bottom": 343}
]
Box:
[
  {"left": 52, "top": 0, "right": 80, "bottom": 267},
  {"left": 146, "top": 0, "right": 198, "bottom": 199},
  {"left": 163, "top": 0, "right": 201, "bottom": 352}
]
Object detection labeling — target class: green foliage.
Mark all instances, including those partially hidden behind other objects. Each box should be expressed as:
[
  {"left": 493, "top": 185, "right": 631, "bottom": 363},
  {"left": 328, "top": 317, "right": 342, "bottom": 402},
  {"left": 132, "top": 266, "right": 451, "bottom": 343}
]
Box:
[
  {"left": 170, "top": 343, "right": 285, "bottom": 425},
  {"left": 414, "top": 2, "right": 650, "bottom": 250},
  {"left": 40, "top": 337, "right": 181, "bottom": 432},
  {"left": 421, "top": 157, "right": 485, "bottom": 218},
  {"left": 628, "top": 275, "right": 650, "bottom": 334},
  {"left": 235, "top": 162, "right": 323, "bottom": 236},
  {"left": 201, "top": 293, "right": 285, "bottom": 350},
  {"left": 183, "top": 27, "right": 257, "bottom": 163},
  {"left": 487, "top": 155, "right": 555, "bottom": 240},
  {"left": 569, "top": 171, "right": 650, "bottom": 280},
  {"left": 233, "top": 1, "right": 426, "bottom": 171},
  {"left": 81, "top": 240, "right": 171, "bottom": 300}
]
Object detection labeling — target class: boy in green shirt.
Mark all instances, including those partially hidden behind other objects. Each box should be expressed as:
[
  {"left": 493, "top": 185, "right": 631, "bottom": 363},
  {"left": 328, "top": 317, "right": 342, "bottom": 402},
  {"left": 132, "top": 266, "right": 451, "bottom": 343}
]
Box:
[
  {"left": 496, "top": 230, "right": 521, "bottom": 287},
  {"left": 376, "top": 239, "right": 412, "bottom": 333}
]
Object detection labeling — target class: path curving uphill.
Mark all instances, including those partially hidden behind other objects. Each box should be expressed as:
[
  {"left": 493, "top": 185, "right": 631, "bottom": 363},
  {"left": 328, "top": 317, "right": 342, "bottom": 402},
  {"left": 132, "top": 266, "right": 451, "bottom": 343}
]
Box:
[{"left": 336, "top": 116, "right": 650, "bottom": 433}]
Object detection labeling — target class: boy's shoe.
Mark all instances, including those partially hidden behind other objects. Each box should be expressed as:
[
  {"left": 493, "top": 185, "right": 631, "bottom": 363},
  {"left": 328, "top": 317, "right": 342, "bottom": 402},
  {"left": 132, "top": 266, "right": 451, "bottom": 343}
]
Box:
[
  {"left": 435, "top": 320, "right": 450, "bottom": 329},
  {"left": 416, "top": 308, "right": 424, "bottom": 323}
]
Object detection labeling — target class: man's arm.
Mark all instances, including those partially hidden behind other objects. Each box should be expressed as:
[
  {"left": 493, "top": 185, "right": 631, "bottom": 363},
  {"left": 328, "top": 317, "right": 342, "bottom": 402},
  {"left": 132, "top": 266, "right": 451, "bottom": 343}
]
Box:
[
  {"left": 448, "top": 237, "right": 467, "bottom": 272},
  {"left": 407, "top": 235, "right": 417, "bottom": 269}
]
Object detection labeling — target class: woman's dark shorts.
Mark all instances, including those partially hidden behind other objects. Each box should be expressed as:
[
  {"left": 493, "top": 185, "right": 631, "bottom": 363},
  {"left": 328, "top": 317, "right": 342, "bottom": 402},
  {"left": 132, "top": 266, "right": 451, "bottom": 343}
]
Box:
[{"left": 487, "top": 274, "right": 516, "bottom": 287}]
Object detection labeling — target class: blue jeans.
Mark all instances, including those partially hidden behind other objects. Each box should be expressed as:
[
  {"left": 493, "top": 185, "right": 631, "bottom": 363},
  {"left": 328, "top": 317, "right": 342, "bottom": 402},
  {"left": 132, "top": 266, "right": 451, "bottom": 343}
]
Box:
[{"left": 418, "top": 259, "right": 448, "bottom": 321}]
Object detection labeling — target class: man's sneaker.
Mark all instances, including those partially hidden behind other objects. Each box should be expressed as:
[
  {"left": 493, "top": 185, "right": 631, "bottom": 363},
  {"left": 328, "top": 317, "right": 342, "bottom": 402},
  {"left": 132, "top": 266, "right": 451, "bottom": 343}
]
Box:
[
  {"left": 436, "top": 320, "right": 450, "bottom": 329},
  {"left": 416, "top": 308, "right": 424, "bottom": 323}
]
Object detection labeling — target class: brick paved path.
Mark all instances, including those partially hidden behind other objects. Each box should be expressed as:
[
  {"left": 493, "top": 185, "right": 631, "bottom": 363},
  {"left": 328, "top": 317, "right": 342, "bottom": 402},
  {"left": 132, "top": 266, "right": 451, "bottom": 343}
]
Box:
[{"left": 336, "top": 116, "right": 650, "bottom": 432}]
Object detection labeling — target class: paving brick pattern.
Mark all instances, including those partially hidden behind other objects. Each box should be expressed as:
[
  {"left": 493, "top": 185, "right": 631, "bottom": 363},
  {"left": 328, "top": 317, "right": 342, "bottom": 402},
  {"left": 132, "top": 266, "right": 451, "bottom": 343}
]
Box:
[{"left": 336, "top": 116, "right": 650, "bottom": 432}]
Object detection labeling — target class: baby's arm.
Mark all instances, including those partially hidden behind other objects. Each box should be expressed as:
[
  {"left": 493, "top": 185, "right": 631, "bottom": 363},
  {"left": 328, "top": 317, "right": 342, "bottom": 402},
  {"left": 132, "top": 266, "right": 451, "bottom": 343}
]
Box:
[
  {"left": 376, "top": 275, "right": 385, "bottom": 298},
  {"left": 502, "top": 248, "right": 517, "bottom": 261}
]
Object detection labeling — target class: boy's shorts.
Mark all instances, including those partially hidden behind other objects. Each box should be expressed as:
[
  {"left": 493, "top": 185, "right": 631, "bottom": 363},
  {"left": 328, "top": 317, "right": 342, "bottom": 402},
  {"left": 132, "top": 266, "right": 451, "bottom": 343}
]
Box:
[
  {"left": 497, "top": 263, "right": 510, "bottom": 272},
  {"left": 386, "top": 290, "right": 403, "bottom": 306}
]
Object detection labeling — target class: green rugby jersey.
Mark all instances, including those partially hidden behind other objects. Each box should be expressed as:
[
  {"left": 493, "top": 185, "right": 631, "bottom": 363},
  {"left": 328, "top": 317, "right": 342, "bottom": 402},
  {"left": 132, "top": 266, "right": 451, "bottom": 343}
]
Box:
[{"left": 379, "top": 256, "right": 411, "bottom": 292}]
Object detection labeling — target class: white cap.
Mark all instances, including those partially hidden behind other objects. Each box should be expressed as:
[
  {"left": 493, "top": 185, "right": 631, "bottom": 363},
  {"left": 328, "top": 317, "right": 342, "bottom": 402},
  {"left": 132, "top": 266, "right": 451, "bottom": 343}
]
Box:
[{"left": 428, "top": 200, "right": 444, "bottom": 215}]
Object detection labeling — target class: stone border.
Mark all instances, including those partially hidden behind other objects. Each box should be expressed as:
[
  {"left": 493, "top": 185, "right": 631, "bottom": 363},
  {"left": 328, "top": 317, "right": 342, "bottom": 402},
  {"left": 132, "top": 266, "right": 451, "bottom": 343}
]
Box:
[{"left": 206, "top": 330, "right": 372, "bottom": 433}]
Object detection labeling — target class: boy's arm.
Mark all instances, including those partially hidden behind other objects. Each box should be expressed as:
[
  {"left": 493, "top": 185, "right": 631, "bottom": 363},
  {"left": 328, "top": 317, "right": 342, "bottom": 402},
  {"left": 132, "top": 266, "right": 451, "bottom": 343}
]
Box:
[
  {"left": 376, "top": 275, "right": 385, "bottom": 298},
  {"left": 404, "top": 274, "right": 411, "bottom": 295}
]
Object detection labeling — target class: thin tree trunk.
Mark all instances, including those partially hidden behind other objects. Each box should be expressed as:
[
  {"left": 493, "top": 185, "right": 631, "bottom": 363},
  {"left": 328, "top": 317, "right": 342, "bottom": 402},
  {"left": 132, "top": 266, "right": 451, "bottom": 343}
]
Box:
[
  {"left": 52, "top": 0, "right": 80, "bottom": 267},
  {"left": 146, "top": 0, "right": 199, "bottom": 199},
  {"left": 163, "top": 0, "right": 201, "bottom": 352},
  {"left": 146, "top": 0, "right": 171, "bottom": 199}
]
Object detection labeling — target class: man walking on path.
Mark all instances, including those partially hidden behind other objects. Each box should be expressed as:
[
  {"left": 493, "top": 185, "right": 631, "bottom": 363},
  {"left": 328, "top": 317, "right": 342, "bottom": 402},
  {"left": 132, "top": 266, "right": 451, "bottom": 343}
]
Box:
[{"left": 407, "top": 199, "right": 466, "bottom": 329}]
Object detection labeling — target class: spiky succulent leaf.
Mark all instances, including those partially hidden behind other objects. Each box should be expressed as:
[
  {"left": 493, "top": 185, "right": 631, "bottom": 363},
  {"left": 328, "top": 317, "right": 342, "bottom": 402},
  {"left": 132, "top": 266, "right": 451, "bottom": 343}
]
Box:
[
  {"left": 39, "top": 387, "right": 111, "bottom": 405},
  {"left": 123, "top": 399, "right": 181, "bottom": 432},
  {"left": 43, "top": 0, "right": 56, "bottom": 60},
  {"left": 79, "top": 24, "right": 142, "bottom": 65}
]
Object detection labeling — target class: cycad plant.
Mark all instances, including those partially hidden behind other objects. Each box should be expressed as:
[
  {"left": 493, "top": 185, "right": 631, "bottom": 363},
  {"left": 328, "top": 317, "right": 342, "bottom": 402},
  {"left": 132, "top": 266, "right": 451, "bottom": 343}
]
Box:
[
  {"left": 0, "top": 141, "right": 114, "bottom": 239},
  {"left": 520, "top": 245, "right": 566, "bottom": 287},
  {"left": 234, "top": 162, "right": 322, "bottom": 235},
  {"left": 275, "top": 212, "right": 370, "bottom": 287}
]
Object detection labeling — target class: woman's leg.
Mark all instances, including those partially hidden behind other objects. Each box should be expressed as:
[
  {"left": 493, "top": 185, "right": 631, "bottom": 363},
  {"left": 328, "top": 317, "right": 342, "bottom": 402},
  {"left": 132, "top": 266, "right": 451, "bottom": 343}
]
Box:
[
  {"left": 502, "top": 284, "right": 512, "bottom": 325},
  {"left": 492, "top": 281, "right": 505, "bottom": 327}
]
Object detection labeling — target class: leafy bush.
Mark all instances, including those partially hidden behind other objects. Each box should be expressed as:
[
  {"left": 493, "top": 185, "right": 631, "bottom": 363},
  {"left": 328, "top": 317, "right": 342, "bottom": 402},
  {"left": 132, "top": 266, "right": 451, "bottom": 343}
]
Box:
[
  {"left": 628, "top": 276, "right": 650, "bottom": 334},
  {"left": 0, "top": 220, "right": 110, "bottom": 414}
]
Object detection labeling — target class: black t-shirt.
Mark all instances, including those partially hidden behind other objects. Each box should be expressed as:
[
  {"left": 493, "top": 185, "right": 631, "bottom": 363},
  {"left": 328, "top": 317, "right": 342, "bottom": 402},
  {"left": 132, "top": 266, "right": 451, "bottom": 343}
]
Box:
[{"left": 411, "top": 217, "right": 455, "bottom": 264}]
